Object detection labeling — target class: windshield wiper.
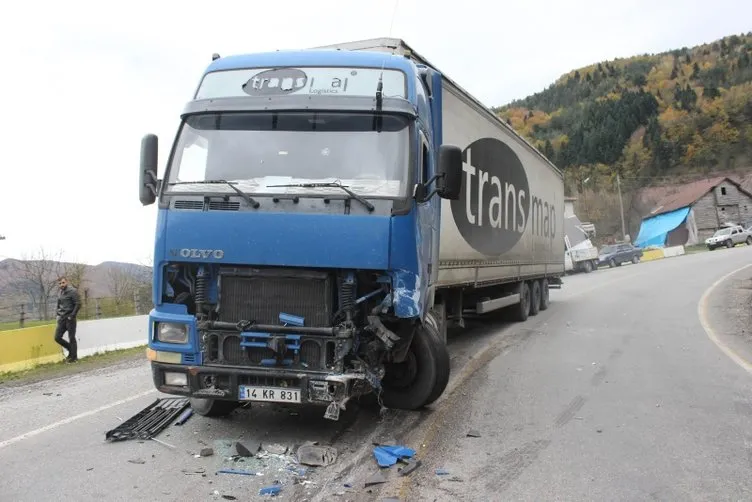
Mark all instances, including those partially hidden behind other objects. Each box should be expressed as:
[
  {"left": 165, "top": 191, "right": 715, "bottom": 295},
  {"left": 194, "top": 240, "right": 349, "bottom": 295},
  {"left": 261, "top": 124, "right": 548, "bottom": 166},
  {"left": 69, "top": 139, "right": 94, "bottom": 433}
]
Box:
[
  {"left": 267, "top": 181, "right": 374, "bottom": 212},
  {"left": 169, "top": 180, "right": 260, "bottom": 208}
]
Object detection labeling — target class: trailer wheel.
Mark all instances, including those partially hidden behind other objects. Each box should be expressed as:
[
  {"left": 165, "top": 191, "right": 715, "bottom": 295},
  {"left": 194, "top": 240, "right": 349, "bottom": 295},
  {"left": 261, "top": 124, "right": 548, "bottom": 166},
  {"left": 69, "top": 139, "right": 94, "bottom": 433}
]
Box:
[
  {"left": 380, "top": 321, "right": 446, "bottom": 410},
  {"left": 422, "top": 311, "right": 451, "bottom": 406},
  {"left": 529, "top": 281, "right": 541, "bottom": 316},
  {"left": 539, "top": 279, "right": 550, "bottom": 311},
  {"left": 510, "top": 282, "right": 530, "bottom": 322},
  {"left": 190, "top": 398, "right": 240, "bottom": 417}
]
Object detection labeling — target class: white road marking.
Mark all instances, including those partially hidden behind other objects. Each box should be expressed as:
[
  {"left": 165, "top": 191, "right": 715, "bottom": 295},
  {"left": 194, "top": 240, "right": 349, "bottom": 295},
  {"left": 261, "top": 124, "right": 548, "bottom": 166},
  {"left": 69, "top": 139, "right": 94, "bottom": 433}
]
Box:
[
  {"left": 0, "top": 389, "right": 157, "bottom": 450},
  {"left": 698, "top": 263, "right": 752, "bottom": 375}
]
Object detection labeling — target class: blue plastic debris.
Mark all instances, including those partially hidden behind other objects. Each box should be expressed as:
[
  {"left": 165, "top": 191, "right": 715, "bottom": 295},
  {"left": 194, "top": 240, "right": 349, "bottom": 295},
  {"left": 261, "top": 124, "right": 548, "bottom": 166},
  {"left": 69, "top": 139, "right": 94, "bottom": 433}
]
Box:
[
  {"left": 259, "top": 484, "right": 282, "bottom": 496},
  {"left": 373, "top": 445, "right": 416, "bottom": 467},
  {"left": 435, "top": 468, "right": 450, "bottom": 476}
]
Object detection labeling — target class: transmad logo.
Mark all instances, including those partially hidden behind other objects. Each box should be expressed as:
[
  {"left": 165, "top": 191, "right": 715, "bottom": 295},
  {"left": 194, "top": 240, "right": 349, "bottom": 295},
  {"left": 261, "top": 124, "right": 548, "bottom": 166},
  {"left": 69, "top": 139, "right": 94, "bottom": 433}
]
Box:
[{"left": 450, "top": 137, "right": 557, "bottom": 256}]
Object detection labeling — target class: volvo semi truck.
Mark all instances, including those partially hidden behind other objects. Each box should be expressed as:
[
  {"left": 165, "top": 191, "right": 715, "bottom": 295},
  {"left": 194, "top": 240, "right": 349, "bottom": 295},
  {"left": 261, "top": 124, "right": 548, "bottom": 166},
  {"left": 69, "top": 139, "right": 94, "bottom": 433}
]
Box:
[{"left": 138, "top": 38, "right": 565, "bottom": 420}]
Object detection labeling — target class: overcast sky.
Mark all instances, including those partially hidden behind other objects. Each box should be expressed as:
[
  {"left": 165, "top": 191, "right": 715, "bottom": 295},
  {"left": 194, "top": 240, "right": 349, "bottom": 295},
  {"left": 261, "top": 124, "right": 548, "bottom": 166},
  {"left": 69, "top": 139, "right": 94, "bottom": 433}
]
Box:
[{"left": 0, "top": 0, "right": 749, "bottom": 265}]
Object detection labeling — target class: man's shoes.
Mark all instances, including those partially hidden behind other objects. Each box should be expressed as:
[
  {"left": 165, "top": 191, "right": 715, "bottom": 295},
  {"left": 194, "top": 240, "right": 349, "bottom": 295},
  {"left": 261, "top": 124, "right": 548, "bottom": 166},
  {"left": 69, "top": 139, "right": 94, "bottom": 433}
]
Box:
[{"left": 64, "top": 357, "right": 78, "bottom": 363}]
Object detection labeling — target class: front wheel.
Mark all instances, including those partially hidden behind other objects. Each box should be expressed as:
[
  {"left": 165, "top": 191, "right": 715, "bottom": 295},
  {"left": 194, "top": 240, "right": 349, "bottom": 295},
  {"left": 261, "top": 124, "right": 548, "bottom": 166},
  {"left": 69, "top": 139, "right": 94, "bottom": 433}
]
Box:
[
  {"left": 381, "top": 320, "right": 449, "bottom": 410},
  {"left": 726, "top": 239, "right": 734, "bottom": 248},
  {"left": 190, "top": 398, "right": 240, "bottom": 417}
]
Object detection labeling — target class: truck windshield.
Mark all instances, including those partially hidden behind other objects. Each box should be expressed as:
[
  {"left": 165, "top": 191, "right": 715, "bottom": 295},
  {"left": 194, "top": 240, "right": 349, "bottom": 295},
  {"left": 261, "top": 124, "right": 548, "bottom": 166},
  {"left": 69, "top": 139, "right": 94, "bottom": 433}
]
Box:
[{"left": 165, "top": 112, "right": 411, "bottom": 197}]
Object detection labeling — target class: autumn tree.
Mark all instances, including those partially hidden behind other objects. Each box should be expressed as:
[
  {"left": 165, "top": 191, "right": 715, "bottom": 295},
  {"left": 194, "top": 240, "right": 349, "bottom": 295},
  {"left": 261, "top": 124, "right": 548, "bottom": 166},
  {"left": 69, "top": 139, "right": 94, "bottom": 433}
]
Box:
[{"left": 10, "top": 248, "right": 65, "bottom": 320}]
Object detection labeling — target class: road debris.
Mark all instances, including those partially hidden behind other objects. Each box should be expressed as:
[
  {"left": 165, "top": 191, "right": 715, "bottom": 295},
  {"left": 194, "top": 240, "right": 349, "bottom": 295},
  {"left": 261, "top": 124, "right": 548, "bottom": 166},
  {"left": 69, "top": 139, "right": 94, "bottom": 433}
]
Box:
[
  {"left": 235, "top": 442, "right": 253, "bottom": 457},
  {"left": 181, "top": 468, "right": 206, "bottom": 475},
  {"left": 127, "top": 459, "right": 146, "bottom": 465},
  {"left": 373, "top": 445, "right": 416, "bottom": 467},
  {"left": 297, "top": 444, "right": 338, "bottom": 467},
  {"left": 397, "top": 458, "right": 421, "bottom": 476},
  {"left": 466, "top": 429, "right": 481, "bottom": 438},
  {"left": 221, "top": 496, "right": 237, "bottom": 500},
  {"left": 105, "top": 397, "right": 189, "bottom": 442},
  {"left": 259, "top": 483, "right": 282, "bottom": 496},
  {"left": 151, "top": 437, "right": 176, "bottom": 449},
  {"left": 364, "top": 472, "right": 387, "bottom": 487},
  {"left": 217, "top": 468, "right": 260, "bottom": 476},
  {"left": 435, "top": 468, "right": 450, "bottom": 476},
  {"left": 199, "top": 447, "right": 214, "bottom": 457},
  {"left": 174, "top": 408, "right": 193, "bottom": 426}
]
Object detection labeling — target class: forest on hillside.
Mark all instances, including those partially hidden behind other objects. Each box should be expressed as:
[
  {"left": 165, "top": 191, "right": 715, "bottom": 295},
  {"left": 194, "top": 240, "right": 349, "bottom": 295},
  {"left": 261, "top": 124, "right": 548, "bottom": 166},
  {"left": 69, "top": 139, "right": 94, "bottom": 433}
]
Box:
[{"left": 493, "top": 33, "right": 752, "bottom": 239}]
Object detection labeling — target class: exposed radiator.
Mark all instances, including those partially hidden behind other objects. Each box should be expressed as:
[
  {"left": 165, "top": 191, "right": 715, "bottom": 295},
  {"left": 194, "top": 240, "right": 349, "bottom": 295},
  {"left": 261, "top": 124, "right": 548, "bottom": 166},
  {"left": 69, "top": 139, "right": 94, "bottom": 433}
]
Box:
[{"left": 217, "top": 267, "right": 334, "bottom": 327}]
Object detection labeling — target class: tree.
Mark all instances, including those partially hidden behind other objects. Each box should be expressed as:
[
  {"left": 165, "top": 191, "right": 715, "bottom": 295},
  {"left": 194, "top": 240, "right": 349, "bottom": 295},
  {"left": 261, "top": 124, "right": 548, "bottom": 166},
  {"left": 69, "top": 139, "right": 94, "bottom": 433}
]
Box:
[
  {"left": 692, "top": 62, "right": 700, "bottom": 79},
  {"left": 11, "top": 247, "right": 65, "bottom": 320}
]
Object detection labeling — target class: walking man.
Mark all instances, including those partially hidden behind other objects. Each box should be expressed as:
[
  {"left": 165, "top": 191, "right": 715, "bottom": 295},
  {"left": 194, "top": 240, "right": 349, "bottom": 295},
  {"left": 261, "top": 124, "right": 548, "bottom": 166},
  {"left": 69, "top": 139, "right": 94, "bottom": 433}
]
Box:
[{"left": 55, "top": 276, "right": 81, "bottom": 363}]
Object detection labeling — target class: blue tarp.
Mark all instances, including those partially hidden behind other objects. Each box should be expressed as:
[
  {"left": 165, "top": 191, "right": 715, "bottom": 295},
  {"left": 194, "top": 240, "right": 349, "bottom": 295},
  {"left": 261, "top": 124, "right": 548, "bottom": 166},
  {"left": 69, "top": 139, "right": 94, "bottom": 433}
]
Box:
[{"left": 634, "top": 206, "right": 691, "bottom": 248}]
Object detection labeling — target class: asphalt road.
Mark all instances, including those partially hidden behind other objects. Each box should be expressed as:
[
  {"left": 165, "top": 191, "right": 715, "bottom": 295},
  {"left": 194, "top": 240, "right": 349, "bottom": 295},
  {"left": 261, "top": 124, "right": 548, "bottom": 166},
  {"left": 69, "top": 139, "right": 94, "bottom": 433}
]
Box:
[
  {"left": 396, "top": 245, "right": 752, "bottom": 502},
  {"left": 0, "top": 246, "right": 751, "bottom": 502}
]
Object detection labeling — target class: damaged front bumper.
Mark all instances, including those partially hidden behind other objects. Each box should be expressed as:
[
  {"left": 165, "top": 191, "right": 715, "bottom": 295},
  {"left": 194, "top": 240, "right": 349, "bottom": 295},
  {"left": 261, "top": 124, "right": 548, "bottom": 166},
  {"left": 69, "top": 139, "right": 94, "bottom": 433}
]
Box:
[{"left": 151, "top": 362, "right": 376, "bottom": 420}]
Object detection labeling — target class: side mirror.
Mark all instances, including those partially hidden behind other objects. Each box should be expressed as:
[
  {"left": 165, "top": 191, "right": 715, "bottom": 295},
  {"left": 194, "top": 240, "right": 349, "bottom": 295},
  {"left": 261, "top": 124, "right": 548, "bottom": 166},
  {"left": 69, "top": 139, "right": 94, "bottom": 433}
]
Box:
[
  {"left": 139, "top": 134, "right": 160, "bottom": 206},
  {"left": 437, "top": 144, "right": 463, "bottom": 200}
]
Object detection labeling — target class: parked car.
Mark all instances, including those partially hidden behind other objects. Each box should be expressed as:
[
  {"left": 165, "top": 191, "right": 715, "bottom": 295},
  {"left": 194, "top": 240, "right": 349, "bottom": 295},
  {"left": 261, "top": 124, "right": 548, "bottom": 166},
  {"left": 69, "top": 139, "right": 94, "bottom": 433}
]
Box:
[
  {"left": 705, "top": 225, "right": 752, "bottom": 250},
  {"left": 598, "top": 242, "right": 643, "bottom": 268}
]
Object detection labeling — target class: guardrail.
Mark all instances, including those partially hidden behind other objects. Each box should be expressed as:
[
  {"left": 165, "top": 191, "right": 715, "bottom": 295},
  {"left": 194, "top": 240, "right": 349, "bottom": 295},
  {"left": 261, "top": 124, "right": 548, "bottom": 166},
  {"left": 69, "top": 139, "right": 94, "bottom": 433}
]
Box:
[
  {"left": 641, "top": 245, "right": 686, "bottom": 262},
  {"left": 0, "top": 315, "right": 148, "bottom": 374}
]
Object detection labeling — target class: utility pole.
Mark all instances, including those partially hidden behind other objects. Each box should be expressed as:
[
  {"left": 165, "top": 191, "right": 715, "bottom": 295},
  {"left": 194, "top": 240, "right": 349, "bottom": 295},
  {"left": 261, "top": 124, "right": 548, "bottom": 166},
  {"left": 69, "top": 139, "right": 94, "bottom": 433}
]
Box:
[{"left": 616, "top": 174, "right": 627, "bottom": 241}]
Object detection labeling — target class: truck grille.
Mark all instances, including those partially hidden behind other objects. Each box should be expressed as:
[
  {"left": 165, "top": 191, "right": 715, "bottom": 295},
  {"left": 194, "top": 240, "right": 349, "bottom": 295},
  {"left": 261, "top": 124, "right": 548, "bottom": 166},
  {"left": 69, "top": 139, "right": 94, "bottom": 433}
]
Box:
[
  {"left": 206, "top": 333, "right": 335, "bottom": 371},
  {"left": 218, "top": 267, "right": 334, "bottom": 327}
]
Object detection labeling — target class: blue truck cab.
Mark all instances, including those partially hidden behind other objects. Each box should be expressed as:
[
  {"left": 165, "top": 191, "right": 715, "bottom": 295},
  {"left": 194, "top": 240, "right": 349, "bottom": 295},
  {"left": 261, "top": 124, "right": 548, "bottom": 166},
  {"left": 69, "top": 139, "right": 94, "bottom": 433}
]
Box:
[{"left": 138, "top": 43, "right": 463, "bottom": 420}]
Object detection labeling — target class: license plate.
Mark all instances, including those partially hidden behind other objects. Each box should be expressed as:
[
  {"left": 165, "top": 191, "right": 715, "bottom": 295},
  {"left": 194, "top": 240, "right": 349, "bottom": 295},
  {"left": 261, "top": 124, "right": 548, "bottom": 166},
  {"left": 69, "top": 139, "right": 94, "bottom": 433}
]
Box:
[{"left": 238, "top": 385, "right": 301, "bottom": 403}]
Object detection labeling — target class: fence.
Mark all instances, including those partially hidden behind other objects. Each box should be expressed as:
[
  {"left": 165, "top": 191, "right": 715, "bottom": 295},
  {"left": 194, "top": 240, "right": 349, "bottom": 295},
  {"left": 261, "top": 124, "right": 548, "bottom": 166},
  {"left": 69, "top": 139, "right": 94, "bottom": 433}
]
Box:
[{"left": 0, "top": 292, "right": 153, "bottom": 330}]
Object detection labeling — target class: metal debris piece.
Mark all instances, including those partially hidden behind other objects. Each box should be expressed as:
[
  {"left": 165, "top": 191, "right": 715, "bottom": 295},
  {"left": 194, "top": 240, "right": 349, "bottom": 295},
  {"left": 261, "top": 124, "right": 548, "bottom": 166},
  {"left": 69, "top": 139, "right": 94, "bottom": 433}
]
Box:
[
  {"left": 236, "top": 442, "right": 253, "bottom": 457},
  {"left": 297, "top": 444, "right": 338, "bottom": 467},
  {"left": 221, "top": 496, "right": 237, "bottom": 501},
  {"left": 105, "top": 398, "right": 190, "bottom": 442},
  {"left": 397, "top": 458, "right": 421, "bottom": 476},
  {"left": 466, "top": 430, "right": 481, "bottom": 438},
  {"left": 200, "top": 448, "right": 214, "bottom": 457},
  {"left": 259, "top": 484, "right": 282, "bottom": 496},
  {"left": 217, "top": 468, "right": 258, "bottom": 476},
  {"left": 364, "top": 472, "right": 387, "bottom": 487},
  {"left": 181, "top": 468, "right": 206, "bottom": 475},
  {"left": 175, "top": 408, "right": 194, "bottom": 426},
  {"left": 127, "top": 459, "right": 146, "bottom": 465}
]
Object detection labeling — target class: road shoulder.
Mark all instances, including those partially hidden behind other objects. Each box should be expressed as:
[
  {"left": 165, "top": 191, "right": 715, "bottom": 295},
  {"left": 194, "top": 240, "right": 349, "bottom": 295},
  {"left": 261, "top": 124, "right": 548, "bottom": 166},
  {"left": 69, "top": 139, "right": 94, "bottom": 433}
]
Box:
[{"left": 701, "top": 264, "right": 752, "bottom": 373}]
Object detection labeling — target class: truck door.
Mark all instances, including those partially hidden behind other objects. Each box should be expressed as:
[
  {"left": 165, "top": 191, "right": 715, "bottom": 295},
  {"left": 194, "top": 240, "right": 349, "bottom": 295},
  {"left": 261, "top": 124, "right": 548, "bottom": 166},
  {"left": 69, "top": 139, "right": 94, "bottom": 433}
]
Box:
[{"left": 417, "top": 130, "right": 438, "bottom": 315}]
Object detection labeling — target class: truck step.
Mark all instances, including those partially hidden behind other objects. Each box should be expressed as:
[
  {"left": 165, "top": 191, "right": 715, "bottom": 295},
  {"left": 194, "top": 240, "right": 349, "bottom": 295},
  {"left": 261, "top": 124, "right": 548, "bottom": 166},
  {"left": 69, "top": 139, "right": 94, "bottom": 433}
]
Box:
[{"left": 105, "top": 397, "right": 190, "bottom": 442}]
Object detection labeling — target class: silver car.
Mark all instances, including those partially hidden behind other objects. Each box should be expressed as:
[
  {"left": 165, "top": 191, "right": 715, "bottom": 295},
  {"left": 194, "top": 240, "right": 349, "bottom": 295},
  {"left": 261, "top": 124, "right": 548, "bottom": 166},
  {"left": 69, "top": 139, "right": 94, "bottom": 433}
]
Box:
[{"left": 705, "top": 225, "right": 752, "bottom": 250}]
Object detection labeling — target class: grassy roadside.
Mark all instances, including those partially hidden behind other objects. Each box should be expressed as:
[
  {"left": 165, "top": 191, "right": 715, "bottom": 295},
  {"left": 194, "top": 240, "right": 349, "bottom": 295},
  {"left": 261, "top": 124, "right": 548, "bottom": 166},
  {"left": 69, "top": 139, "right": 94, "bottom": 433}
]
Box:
[{"left": 0, "top": 345, "right": 148, "bottom": 388}]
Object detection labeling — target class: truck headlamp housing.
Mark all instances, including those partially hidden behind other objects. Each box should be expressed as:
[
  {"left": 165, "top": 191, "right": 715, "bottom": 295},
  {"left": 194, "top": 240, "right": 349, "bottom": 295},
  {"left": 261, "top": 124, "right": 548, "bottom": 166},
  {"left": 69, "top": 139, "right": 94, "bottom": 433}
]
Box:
[{"left": 156, "top": 322, "right": 189, "bottom": 344}]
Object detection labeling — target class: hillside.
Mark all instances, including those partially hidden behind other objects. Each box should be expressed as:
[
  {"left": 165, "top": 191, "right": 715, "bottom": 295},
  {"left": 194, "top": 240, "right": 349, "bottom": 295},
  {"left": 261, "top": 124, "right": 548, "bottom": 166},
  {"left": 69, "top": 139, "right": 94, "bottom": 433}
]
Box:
[{"left": 494, "top": 32, "right": 752, "bottom": 190}]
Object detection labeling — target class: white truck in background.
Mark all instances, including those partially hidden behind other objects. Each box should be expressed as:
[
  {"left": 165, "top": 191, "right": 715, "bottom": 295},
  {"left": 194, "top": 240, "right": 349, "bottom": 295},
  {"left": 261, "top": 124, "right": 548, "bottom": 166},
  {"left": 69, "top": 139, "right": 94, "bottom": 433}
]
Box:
[{"left": 564, "top": 197, "right": 599, "bottom": 274}]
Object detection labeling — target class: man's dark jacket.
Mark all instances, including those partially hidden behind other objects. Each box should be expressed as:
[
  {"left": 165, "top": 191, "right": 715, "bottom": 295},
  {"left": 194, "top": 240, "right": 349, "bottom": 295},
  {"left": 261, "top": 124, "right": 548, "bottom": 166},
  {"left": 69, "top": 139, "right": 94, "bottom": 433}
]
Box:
[{"left": 57, "top": 286, "right": 81, "bottom": 319}]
